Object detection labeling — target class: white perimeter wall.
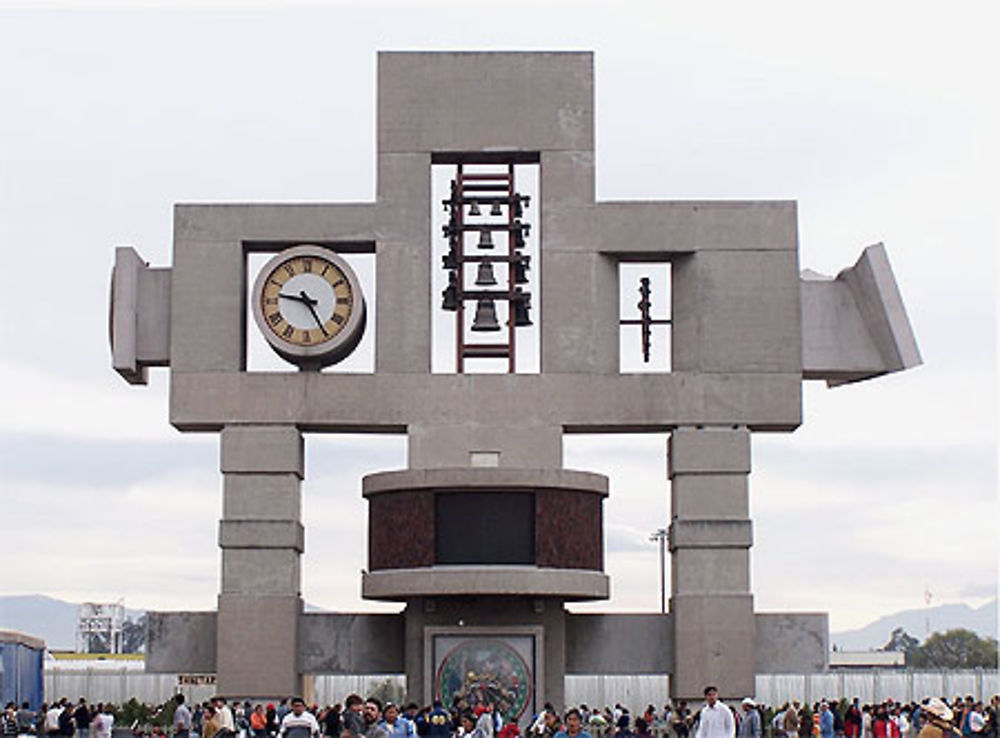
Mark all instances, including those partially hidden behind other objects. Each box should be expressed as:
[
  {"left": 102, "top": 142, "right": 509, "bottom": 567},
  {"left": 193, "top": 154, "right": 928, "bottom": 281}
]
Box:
[{"left": 46, "top": 671, "right": 1000, "bottom": 711}]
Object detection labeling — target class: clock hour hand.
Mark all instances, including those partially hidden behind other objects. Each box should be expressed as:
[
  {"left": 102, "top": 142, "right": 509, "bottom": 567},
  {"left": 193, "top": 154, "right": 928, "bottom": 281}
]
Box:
[
  {"left": 279, "top": 291, "right": 314, "bottom": 305},
  {"left": 278, "top": 291, "right": 329, "bottom": 336}
]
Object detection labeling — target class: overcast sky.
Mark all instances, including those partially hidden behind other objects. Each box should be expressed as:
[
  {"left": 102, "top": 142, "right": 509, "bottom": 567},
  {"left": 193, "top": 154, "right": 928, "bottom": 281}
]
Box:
[{"left": 0, "top": 1, "right": 996, "bottom": 637}]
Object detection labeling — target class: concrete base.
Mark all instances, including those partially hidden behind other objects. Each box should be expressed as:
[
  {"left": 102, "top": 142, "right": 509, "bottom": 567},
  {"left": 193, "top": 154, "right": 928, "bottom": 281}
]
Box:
[
  {"left": 671, "top": 593, "right": 756, "bottom": 701},
  {"left": 216, "top": 594, "right": 302, "bottom": 698},
  {"left": 402, "top": 597, "right": 567, "bottom": 711}
]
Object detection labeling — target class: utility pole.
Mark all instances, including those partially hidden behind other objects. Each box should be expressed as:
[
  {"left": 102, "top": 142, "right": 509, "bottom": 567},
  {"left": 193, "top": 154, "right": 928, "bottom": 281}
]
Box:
[{"left": 650, "top": 528, "right": 668, "bottom": 614}]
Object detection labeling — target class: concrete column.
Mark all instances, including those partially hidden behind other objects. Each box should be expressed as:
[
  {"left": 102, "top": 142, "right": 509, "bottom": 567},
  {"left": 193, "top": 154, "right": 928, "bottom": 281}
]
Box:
[
  {"left": 217, "top": 424, "right": 304, "bottom": 698},
  {"left": 668, "top": 427, "right": 755, "bottom": 701}
]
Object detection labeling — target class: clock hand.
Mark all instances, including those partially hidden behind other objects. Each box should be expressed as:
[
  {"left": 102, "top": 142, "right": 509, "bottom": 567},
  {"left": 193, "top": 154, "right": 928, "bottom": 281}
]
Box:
[
  {"left": 299, "top": 290, "right": 329, "bottom": 336},
  {"left": 279, "top": 292, "right": 310, "bottom": 304}
]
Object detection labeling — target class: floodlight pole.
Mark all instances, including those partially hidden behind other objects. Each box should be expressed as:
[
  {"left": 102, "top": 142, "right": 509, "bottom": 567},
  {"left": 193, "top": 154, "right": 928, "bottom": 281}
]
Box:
[{"left": 650, "top": 527, "right": 668, "bottom": 614}]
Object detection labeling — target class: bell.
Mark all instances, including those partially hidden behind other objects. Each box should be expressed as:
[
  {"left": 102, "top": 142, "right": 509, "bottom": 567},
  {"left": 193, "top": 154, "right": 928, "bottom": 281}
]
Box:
[
  {"left": 514, "top": 199, "right": 523, "bottom": 218},
  {"left": 441, "top": 247, "right": 458, "bottom": 270},
  {"left": 513, "top": 253, "right": 530, "bottom": 284},
  {"left": 471, "top": 299, "right": 501, "bottom": 331},
  {"left": 477, "top": 229, "right": 494, "bottom": 249},
  {"left": 513, "top": 219, "right": 531, "bottom": 237},
  {"left": 512, "top": 290, "right": 532, "bottom": 327},
  {"left": 468, "top": 200, "right": 481, "bottom": 217},
  {"left": 441, "top": 273, "right": 458, "bottom": 311},
  {"left": 490, "top": 201, "right": 503, "bottom": 216},
  {"left": 475, "top": 261, "right": 497, "bottom": 286}
]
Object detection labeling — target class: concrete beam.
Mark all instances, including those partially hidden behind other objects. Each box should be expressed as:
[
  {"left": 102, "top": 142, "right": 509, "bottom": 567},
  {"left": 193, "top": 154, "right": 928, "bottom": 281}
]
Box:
[
  {"left": 110, "top": 247, "right": 170, "bottom": 384},
  {"left": 802, "top": 244, "right": 922, "bottom": 385},
  {"left": 170, "top": 372, "right": 803, "bottom": 432}
]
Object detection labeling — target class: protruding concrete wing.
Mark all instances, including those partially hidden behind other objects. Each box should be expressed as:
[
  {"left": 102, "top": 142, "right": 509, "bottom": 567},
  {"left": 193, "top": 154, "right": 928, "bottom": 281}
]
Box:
[
  {"left": 110, "top": 246, "right": 171, "bottom": 385},
  {"left": 801, "top": 243, "right": 921, "bottom": 386}
]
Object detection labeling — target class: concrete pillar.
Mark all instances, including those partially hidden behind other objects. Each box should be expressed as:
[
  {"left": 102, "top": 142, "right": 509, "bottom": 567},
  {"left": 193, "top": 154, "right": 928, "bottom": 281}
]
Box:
[
  {"left": 217, "top": 424, "right": 304, "bottom": 697},
  {"left": 668, "top": 427, "right": 755, "bottom": 700}
]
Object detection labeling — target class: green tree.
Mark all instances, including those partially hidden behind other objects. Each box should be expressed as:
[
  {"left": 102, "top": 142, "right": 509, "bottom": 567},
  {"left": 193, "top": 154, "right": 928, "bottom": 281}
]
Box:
[
  {"left": 909, "top": 628, "right": 998, "bottom": 669},
  {"left": 122, "top": 614, "right": 147, "bottom": 653},
  {"left": 882, "top": 627, "right": 921, "bottom": 665}
]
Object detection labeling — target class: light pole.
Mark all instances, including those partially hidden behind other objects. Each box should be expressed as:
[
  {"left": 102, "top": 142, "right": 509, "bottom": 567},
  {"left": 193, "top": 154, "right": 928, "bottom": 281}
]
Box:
[{"left": 649, "top": 527, "right": 668, "bottom": 614}]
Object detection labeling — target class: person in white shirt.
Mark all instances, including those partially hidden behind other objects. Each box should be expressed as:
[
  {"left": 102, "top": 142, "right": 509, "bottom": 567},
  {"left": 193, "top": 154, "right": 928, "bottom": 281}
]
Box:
[
  {"left": 279, "top": 699, "right": 320, "bottom": 738},
  {"left": 694, "top": 687, "right": 735, "bottom": 738},
  {"left": 91, "top": 704, "right": 114, "bottom": 738},
  {"left": 213, "top": 699, "right": 236, "bottom": 734}
]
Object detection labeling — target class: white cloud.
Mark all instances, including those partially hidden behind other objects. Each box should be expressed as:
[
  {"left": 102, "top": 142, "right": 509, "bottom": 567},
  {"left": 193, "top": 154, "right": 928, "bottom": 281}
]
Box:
[{"left": 0, "top": 359, "right": 179, "bottom": 443}]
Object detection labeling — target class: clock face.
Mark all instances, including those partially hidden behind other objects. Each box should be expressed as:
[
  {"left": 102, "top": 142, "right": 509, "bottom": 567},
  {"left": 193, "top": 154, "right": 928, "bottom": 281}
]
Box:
[{"left": 251, "top": 245, "right": 366, "bottom": 368}]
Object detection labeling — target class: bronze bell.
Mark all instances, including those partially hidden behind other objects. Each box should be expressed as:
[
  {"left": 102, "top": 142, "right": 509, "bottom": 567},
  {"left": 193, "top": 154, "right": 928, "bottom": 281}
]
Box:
[
  {"left": 441, "top": 247, "right": 458, "bottom": 270},
  {"left": 513, "top": 252, "right": 530, "bottom": 284},
  {"left": 441, "top": 273, "right": 458, "bottom": 311},
  {"left": 477, "top": 229, "right": 494, "bottom": 249},
  {"left": 512, "top": 289, "right": 532, "bottom": 327},
  {"left": 475, "top": 261, "right": 497, "bottom": 286},
  {"left": 468, "top": 200, "right": 481, "bottom": 217},
  {"left": 490, "top": 201, "right": 503, "bottom": 216},
  {"left": 471, "top": 299, "right": 501, "bottom": 331}
]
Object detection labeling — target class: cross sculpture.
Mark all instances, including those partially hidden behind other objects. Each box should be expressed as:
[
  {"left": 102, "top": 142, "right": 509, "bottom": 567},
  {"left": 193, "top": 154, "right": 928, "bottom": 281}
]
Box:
[{"left": 110, "top": 52, "right": 920, "bottom": 705}]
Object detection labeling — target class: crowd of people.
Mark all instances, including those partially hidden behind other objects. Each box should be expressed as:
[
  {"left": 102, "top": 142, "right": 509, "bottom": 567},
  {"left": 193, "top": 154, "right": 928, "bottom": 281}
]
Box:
[{"left": 5, "top": 691, "right": 997, "bottom": 738}]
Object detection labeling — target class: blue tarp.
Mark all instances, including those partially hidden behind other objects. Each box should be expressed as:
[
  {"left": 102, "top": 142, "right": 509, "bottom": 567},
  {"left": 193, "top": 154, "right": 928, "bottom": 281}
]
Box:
[{"left": 0, "top": 638, "right": 45, "bottom": 709}]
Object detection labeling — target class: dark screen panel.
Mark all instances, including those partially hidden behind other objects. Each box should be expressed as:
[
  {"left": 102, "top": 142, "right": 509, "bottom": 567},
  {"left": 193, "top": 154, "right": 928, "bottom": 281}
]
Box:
[{"left": 435, "top": 491, "right": 535, "bottom": 565}]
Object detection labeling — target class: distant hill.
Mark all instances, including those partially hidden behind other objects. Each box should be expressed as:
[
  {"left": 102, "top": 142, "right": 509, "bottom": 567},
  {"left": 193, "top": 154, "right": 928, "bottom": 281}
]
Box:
[
  {"left": 831, "top": 598, "right": 998, "bottom": 651},
  {"left": 0, "top": 595, "right": 325, "bottom": 649}
]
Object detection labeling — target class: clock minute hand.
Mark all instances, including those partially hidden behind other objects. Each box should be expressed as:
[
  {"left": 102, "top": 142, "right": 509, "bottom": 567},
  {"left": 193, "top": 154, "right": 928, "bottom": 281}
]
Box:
[{"left": 299, "top": 290, "right": 329, "bottom": 336}]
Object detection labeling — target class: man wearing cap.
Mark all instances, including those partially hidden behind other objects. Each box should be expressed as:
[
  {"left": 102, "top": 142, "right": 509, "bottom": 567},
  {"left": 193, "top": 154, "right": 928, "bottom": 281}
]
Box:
[
  {"left": 694, "top": 688, "right": 734, "bottom": 738},
  {"left": 919, "top": 700, "right": 957, "bottom": 738},
  {"left": 738, "top": 700, "right": 760, "bottom": 738},
  {"left": 279, "top": 698, "right": 321, "bottom": 738}
]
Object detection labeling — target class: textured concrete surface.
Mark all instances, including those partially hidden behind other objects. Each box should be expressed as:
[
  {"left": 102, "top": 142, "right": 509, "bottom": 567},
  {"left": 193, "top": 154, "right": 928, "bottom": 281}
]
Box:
[
  {"left": 146, "top": 611, "right": 217, "bottom": 674},
  {"left": 145, "top": 608, "right": 829, "bottom": 680},
  {"left": 217, "top": 594, "right": 301, "bottom": 697},
  {"left": 755, "top": 612, "right": 829, "bottom": 674},
  {"left": 299, "top": 613, "right": 405, "bottom": 674},
  {"left": 566, "top": 614, "right": 673, "bottom": 674}
]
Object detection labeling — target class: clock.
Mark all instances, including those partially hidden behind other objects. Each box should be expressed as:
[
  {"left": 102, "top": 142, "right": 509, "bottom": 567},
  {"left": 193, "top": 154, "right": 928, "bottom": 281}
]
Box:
[{"left": 250, "top": 245, "right": 366, "bottom": 369}]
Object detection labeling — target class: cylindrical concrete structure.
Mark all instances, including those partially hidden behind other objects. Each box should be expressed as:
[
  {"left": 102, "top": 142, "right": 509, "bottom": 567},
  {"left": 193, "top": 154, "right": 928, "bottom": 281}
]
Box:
[{"left": 362, "top": 467, "right": 610, "bottom": 711}]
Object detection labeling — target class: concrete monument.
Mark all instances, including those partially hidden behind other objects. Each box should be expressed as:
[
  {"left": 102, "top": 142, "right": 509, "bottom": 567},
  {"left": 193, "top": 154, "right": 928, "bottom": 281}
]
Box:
[{"left": 110, "top": 52, "right": 920, "bottom": 706}]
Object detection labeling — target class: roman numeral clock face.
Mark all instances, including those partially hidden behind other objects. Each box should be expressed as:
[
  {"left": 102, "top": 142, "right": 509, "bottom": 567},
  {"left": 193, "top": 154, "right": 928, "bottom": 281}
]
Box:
[{"left": 251, "top": 245, "right": 366, "bottom": 369}]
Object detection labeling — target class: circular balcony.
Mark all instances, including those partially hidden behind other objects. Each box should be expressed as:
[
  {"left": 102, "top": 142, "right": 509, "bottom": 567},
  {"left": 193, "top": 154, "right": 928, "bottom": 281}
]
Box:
[{"left": 362, "top": 467, "right": 609, "bottom": 601}]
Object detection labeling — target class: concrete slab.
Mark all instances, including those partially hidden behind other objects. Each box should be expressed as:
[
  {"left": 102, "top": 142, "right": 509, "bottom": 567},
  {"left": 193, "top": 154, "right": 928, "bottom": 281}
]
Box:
[{"left": 378, "top": 52, "right": 593, "bottom": 153}]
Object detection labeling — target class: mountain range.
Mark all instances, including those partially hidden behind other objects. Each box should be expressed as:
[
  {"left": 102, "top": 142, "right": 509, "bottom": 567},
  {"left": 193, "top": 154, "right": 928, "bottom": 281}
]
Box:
[
  {"left": 830, "top": 598, "right": 997, "bottom": 651},
  {"left": 1, "top": 593, "right": 996, "bottom": 652}
]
